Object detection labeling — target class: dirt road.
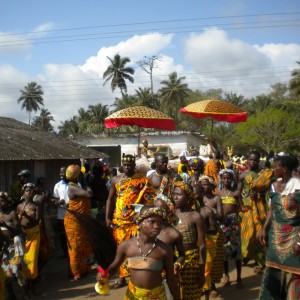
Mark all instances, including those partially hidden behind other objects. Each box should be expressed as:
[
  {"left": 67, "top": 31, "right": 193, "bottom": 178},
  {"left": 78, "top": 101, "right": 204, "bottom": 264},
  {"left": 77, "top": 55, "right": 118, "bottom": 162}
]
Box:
[{"left": 16, "top": 251, "right": 262, "bottom": 300}]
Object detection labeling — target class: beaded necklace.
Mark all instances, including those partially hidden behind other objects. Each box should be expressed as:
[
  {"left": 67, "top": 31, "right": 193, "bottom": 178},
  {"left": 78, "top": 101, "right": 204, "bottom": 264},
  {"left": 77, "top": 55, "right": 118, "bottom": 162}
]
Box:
[{"left": 136, "top": 235, "right": 157, "bottom": 261}]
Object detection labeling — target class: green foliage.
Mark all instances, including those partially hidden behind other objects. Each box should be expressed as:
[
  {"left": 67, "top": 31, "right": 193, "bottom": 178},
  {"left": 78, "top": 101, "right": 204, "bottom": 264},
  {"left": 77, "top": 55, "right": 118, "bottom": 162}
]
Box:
[
  {"left": 32, "top": 108, "right": 54, "bottom": 132},
  {"left": 103, "top": 54, "right": 135, "bottom": 95},
  {"left": 18, "top": 81, "right": 44, "bottom": 125},
  {"left": 236, "top": 108, "right": 300, "bottom": 152}
]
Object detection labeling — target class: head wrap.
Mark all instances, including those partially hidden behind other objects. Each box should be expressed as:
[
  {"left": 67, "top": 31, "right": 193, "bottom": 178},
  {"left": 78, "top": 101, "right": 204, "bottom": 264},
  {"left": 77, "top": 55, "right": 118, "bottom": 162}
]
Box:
[
  {"left": 154, "top": 194, "right": 175, "bottom": 223},
  {"left": 174, "top": 181, "right": 199, "bottom": 209},
  {"left": 219, "top": 168, "right": 235, "bottom": 177},
  {"left": 199, "top": 175, "right": 215, "bottom": 186},
  {"left": 66, "top": 165, "right": 81, "bottom": 181},
  {"left": 189, "top": 157, "right": 203, "bottom": 170},
  {"left": 136, "top": 207, "right": 167, "bottom": 224},
  {"left": 22, "top": 182, "right": 35, "bottom": 191}
]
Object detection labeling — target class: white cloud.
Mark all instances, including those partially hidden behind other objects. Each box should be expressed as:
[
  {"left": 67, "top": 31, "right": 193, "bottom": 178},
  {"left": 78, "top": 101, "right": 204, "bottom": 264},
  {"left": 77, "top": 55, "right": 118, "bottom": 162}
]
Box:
[
  {"left": 0, "top": 31, "right": 31, "bottom": 53},
  {"left": 183, "top": 28, "right": 300, "bottom": 96}
]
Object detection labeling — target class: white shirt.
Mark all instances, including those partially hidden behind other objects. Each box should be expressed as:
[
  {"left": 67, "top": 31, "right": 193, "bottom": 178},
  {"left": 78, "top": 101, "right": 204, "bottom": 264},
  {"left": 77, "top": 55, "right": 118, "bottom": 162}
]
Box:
[
  {"left": 53, "top": 180, "right": 69, "bottom": 220},
  {"left": 146, "top": 169, "right": 155, "bottom": 178}
]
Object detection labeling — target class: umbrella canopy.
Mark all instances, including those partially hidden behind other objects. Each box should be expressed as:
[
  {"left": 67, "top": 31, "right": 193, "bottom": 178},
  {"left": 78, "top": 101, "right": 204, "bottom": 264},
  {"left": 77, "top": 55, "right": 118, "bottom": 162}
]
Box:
[
  {"left": 180, "top": 99, "right": 247, "bottom": 123},
  {"left": 104, "top": 106, "right": 175, "bottom": 130}
]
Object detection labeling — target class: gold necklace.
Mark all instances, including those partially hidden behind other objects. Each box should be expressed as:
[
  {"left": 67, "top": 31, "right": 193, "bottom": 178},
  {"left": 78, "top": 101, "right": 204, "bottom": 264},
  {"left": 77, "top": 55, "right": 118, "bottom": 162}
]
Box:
[
  {"left": 136, "top": 236, "right": 157, "bottom": 261},
  {"left": 178, "top": 211, "right": 191, "bottom": 224}
]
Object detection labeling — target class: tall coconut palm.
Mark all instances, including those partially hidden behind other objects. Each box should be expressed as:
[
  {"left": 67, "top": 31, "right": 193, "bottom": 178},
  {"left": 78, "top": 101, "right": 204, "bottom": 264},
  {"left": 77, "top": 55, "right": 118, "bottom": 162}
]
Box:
[
  {"left": 159, "top": 72, "right": 191, "bottom": 122},
  {"left": 32, "top": 108, "right": 54, "bottom": 132},
  {"left": 134, "top": 87, "right": 160, "bottom": 110},
  {"left": 289, "top": 61, "right": 300, "bottom": 96},
  {"left": 18, "top": 81, "right": 44, "bottom": 125},
  {"left": 103, "top": 54, "right": 135, "bottom": 95}
]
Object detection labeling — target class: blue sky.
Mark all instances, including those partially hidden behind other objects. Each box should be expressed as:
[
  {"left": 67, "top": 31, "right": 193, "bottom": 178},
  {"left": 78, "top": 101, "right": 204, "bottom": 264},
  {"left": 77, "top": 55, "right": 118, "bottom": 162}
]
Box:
[{"left": 1, "top": 0, "right": 300, "bottom": 129}]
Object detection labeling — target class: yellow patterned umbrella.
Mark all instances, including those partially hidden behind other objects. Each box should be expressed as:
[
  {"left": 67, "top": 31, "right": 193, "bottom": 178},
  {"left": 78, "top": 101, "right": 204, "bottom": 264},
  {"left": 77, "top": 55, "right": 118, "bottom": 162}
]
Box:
[
  {"left": 104, "top": 106, "right": 175, "bottom": 153},
  {"left": 180, "top": 99, "right": 247, "bottom": 139},
  {"left": 105, "top": 106, "right": 175, "bottom": 130}
]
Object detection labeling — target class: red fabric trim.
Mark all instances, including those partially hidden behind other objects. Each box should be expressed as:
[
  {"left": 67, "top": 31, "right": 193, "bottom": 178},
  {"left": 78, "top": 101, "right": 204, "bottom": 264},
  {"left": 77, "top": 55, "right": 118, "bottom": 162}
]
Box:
[
  {"left": 104, "top": 117, "right": 176, "bottom": 130},
  {"left": 180, "top": 108, "right": 248, "bottom": 123}
]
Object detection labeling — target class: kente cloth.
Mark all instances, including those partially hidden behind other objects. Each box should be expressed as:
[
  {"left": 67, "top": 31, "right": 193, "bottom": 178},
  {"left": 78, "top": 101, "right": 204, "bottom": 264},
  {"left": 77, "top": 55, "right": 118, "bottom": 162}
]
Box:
[
  {"left": 179, "top": 248, "right": 202, "bottom": 299},
  {"left": 259, "top": 267, "right": 300, "bottom": 300},
  {"left": 0, "top": 267, "right": 5, "bottom": 300},
  {"left": 125, "top": 280, "right": 167, "bottom": 300},
  {"left": 23, "top": 224, "right": 40, "bottom": 280},
  {"left": 1, "top": 235, "right": 26, "bottom": 286},
  {"left": 265, "top": 183, "right": 300, "bottom": 275},
  {"left": 220, "top": 213, "right": 242, "bottom": 261},
  {"left": 203, "top": 234, "right": 217, "bottom": 291},
  {"left": 204, "top": 159, "right": 220, "bottom": 186},
  {"left": 157, "top": 173, "right": 182, "bottom": 200},
  {"left": 64, "top": 195, "right": 93, "bottom": 277},
  {"left": 240, "top": 169, "right": 272, "bottom": 267},
  {"left": 210, "top": 226, "right": 225, "bottom": 283}
]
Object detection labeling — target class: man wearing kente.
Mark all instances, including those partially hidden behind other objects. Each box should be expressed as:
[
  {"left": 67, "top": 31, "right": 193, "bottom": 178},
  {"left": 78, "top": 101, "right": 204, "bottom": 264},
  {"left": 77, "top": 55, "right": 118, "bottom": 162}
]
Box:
[
  {"left": 239, "top": 150, "right": 273, "bottom": 273},
  {"left": 105, "top": 154, "right": 155, "bottom": 289},
  {"left": 259, "top": 155, "right": 300, "bottom": 300},
  {"left": 64, "top": 165, "right": 93, "bottom": 281},
  {"left": 148, "top": 152, "right": 182, "bottom": 199},
  {"left": 204, "top": 151, "right": 223, "bottom": 187}
]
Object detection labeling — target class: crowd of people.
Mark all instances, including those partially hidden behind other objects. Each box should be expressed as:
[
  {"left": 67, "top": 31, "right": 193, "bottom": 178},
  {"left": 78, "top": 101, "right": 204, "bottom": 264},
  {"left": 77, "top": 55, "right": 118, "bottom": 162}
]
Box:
[{"left": 0, "top": 149, "right": 300, "bottom": 300}]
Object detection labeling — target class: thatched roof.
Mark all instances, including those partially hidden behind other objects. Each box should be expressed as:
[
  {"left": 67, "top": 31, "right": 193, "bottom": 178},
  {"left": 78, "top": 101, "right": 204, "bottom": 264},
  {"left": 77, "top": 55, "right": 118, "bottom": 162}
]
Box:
[{"left": 0, "top": 117, "right": 107, "bottom": 161}]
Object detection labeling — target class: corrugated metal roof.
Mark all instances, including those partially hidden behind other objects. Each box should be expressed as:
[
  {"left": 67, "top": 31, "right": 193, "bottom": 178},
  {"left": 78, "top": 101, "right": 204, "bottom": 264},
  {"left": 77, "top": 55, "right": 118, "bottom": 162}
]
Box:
[{"left": 0, "top": 117, "right": 107, "bottom": 161}]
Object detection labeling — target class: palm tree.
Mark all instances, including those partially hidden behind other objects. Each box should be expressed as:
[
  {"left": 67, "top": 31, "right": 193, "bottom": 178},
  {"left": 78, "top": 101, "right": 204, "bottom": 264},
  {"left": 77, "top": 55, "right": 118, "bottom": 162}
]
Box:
[
  {"left": 159, "top": 72, "right": 191, "bottom": 122},
  {"left": 134, "top": 87, "right": 160, "bottom": 110},
  {"left": 32, "top": 108, "right": 54, "bottom": 132},
  {"left": 289, "top": 61, "right": 300, "bottom": 96},
  {"left": 103, "top": 54, "right": 135, "bottom": 95},
  {"left": 18, "top": 82, "right": 44, "bottom": 125}
]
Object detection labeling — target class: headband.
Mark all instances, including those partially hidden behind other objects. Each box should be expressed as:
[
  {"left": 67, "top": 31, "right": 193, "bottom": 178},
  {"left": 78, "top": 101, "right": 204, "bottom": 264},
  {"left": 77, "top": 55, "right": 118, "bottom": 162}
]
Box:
[
  {"left": 174, "top": 181, "right": 199, "bottom": 209},
  {"left": 219, "top": 168, "right": 235, "bottom": 177},
  {"left": 122, "top": 155, "right": 135, "bottom": 163},
  {"left": 154, "top": 194, "right": 175, "bottom": 222},
  {"left": 136, "top": 207, "right": 167, "bottom": 224},
  {"left": 199, "top": 175, "right": 215, "bottom": 186},
  {"left": 22, "top": 183, "right": 36, "bottom": 191}
]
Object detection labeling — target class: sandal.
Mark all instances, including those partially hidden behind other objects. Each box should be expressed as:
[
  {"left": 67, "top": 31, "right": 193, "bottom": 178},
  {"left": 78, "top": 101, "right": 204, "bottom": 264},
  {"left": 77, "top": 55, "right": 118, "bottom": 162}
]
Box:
[
  {"left": 254, "top": 266, "right": 264, "bottom": 275},
  {"left": 210, "top": 290, "right": 223, "bottom": 299},
  {"left": 110, "top": 280, "right": 127, "bottom": 289}
]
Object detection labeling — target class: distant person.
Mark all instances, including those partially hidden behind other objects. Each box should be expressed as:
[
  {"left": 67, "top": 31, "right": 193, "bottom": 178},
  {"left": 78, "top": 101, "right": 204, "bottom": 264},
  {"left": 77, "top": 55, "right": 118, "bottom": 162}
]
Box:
[
  {"left": 52, "top": 166, "right": 69, "bottom": 256},
  {"left": 179, "top": 165, "right": 190, "bottom": 183},
  {"left": 146, "top": 161, "right": 156, "bottom": 178},
  {"left": 10, "top": 169, "right": 31, "bottom": 208}
]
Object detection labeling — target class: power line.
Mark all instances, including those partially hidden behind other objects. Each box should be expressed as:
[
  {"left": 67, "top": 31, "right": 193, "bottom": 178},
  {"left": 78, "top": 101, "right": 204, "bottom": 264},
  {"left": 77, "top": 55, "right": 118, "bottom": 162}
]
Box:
[
  {"left": 1, "top": 23, "right": 300, "bottom": 48},
  {"left": 1, "top": 11, "right": 299, "bottom": 37}
]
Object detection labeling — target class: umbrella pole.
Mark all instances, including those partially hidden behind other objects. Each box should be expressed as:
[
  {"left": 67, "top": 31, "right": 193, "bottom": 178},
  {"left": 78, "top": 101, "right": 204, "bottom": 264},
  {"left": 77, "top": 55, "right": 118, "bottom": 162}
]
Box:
[
  {"left": 137, "top": 126, "right": 141, "bottom": 157},
  {"left": 210, "top": 118, "right": 214, "bottom": 141}
]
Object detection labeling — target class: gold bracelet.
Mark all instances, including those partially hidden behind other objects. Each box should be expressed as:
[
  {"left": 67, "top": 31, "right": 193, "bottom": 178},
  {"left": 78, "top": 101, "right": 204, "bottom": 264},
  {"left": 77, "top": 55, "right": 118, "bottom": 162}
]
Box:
[{"left": 174, "top": 262, "right": 182, "bottom": 269}]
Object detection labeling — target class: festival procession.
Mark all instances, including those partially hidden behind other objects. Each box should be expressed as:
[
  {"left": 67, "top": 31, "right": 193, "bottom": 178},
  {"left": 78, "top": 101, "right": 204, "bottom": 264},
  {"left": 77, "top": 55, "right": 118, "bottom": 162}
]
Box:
[
  {"left": 1, "top": 113, "right": 300, "bottom": 300},
  {"left": 1, "top": 3, "right": 300, "bottom": 298}
]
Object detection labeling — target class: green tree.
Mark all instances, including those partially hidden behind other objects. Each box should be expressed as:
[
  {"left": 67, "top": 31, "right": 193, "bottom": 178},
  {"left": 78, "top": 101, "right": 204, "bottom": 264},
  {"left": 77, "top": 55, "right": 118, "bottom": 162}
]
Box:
[
  {"left": 134, "top": 87, "right": 160, "bottom": 110},
  {"left": 289, "top": 61, "right": 300, "bottom": 96},
  {"left": 159, "top": 72, "right": 191, "bottom": 123},
  {"left": 236, "top": 108, "right": 300, "bottom": 152},
  {"left": 112, "top": 94, "right": 137, "bottom": 111},
  {"left": 32, "top": 108, "right": 54, "bottom": 132},
  {"left": 103, "top": 54, "right": 135, "bottom": 95},
  {"left": 58, "top": 117, "right": 80, "bottom": 136},
  {"left": 18, "top": 81, "right": 44, "bottom": 125}
]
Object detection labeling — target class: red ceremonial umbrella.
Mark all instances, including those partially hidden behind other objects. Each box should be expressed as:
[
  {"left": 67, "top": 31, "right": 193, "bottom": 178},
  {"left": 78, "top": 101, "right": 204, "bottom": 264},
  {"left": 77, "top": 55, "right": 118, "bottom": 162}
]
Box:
[
  {"left": 104, "top": 106, "right": 175, "bottom": 153},
  {"left": 180, "top": 99, "right": 248, "bottom": 140}
]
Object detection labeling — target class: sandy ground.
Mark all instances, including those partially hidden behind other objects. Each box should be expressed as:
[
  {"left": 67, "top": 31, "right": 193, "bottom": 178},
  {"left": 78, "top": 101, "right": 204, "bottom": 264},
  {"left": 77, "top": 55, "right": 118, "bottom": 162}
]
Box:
[{"left": 12, "top": 247, "right": 262, "bottom": 300}]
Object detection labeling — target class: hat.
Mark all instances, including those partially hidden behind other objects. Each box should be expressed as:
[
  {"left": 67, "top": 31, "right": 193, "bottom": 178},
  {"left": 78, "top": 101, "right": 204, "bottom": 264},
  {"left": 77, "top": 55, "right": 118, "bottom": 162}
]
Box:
[{"left": 18, "top": 169, "right": 31, "bottom": 177}]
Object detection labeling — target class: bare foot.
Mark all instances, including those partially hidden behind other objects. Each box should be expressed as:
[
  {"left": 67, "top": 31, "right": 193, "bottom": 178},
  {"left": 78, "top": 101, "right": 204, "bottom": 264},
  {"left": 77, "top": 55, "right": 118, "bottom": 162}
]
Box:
[
  {"left": 222, "top": 275, "right": 230, "bottom": 287},
  {"left": 236, "top": 279, "right": 243, "bottom": 289}
]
